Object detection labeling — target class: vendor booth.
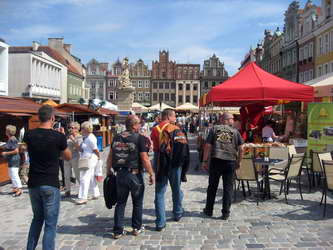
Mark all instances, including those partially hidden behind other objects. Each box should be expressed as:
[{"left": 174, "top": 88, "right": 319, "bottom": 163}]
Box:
[{"left": 56, "top": 103, "right": 118, "bottom": 150}]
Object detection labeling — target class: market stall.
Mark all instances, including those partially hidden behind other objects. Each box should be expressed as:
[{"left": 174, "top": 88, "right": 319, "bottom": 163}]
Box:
[{"left": 56, "top": 103, "right": 118, "bottom": 150}]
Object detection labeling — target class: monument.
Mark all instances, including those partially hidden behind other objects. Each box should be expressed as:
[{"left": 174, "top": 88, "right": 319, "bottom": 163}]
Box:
[{"left": 116, "top": 57, "right": 135, "bottom": 111}]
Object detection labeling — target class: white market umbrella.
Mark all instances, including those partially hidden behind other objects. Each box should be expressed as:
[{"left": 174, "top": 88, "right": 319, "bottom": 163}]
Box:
[
  {"left": 175, "top": 102, "right": 199, "bottom": 112},
  {"left": 132, "top": 102, "right": 148, "bottom": 113},
  {"left": 148, "top": 102, "right": 174, "bottom": 111}
]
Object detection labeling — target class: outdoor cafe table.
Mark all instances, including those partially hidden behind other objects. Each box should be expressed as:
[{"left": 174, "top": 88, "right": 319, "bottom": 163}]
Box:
[{"left": 254, "top": 158, "right": 288, "bottom": 199}]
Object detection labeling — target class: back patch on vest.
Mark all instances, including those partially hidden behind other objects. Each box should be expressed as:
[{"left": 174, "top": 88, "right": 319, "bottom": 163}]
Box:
[
  {"left": 112, "top": 132, "right": 137, "bottom": 166},
  {"left": 216, "top": 127, "right": 234, "bottom": 144}
]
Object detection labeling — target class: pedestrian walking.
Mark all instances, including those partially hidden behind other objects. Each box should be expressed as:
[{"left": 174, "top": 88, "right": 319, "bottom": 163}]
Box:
[
  {"left": 63, "top": 121, "right": 82, "bottom": 197},
  {"left": 24, "top": 105, "right": 72, "bottom": 250},
  {"left": 151, "top": 108, "right": 189, "bottom": 231},
  {"left": 107, "top": 115, "right": 155, "bottom": 239},
  {"left": 202, "top": 112, "right": 244, "bottom": 220},
  {"left": 76, "top": 121, "right": 100, "bottom": 205},
  {"left": 0, "top": 125, "right": 22, "bottom": 197}
]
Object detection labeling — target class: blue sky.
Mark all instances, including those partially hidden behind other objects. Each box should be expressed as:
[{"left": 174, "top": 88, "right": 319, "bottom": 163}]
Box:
[{"left": 0, "top": 0, "right": 320, "bottom": 75}]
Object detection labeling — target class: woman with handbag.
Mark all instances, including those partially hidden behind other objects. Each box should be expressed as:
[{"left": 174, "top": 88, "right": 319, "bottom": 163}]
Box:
[
  {"left": 76, "top": 121, "right": 100, "bottom": 205},
  {"left": 64, "top": 122, "right": 82, "bottom": 197},
  {"left": 0, "top": 125, "right": 22, "bottom": 197}
]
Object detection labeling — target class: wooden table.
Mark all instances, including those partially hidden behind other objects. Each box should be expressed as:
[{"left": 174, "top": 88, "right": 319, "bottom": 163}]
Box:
[{"left": 0, "top": 156, "right": 10, "bottom": 185}]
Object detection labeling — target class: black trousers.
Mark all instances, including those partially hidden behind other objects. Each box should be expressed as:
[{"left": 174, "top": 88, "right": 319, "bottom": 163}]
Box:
[
  {"left": 205, "top": 158, "right": 235, "bottom": 216},
  {"left": 113, "top": 170, "right": 144, "bottom": 234}
]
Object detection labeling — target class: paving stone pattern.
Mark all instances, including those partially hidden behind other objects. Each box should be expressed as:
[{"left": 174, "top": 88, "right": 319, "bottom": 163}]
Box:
[{"left": 0, "top": 136, "right": 333, "bottom": 249}]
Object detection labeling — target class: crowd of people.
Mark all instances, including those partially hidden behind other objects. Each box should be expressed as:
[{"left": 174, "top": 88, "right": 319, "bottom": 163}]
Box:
[{"left": 1, "top": 105, "right": 266, "bottom": 250}]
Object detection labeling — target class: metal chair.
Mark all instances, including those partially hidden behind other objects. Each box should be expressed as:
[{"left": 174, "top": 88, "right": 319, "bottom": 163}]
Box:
[
  {"left": 269, "top": 153, "right": 305, "bottom": 204},
  {"left": 235, "top": 157, "right": 263, "bottom": 205},
  {"left": 268, "top": 147, "right": 289, "bottom": 175},
  {"left": 321, "top": 160, "right": 333, "bottom": 217}
]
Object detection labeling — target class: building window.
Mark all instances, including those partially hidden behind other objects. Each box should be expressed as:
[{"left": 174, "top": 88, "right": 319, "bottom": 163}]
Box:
[
  {"left": 138, "top": 80, "right": 143, "bottom": 88},
  {"left": 299, "top": 72, "right": 304, "bottom": 83},
  {"left": 109, "top": 91, "right": 115, "bottom": 100},
  {"left": 165, "top": 82, "right": 170, "bottom": 89},
  {"left": 171, "top": 82, "right": 176, "bottom": 89},
  {"left": 186, "top": 95, "right": 190, "bottom": 102},
  {"left": 325, "top": 64, "right": 329, "bottom": 74},
  {"left": 165, "top": 93, "right": 169, "bottom": 101},
  {"left": 138, "top": 92, "right": 143, "bottom": 101},
  {"left": 212, "top": 82, "right": 216, "bottom": 87},
  {"left": 171, "top": 94, "right": 175, "bottom": 101},
  {"left": 325, "top": 33, "right": 330, "bottom": 54},
  {"left": 145, "top": 92, "right": 150, "bottom": 101},
  {"left": 132, "top": 80, "right": 137, "bottom": 88},
  {"left": 318, "top": 66, "right": 323, "bottom": 77},
  {"left": 178, "top": 95, "right": 183, "bottom": 103},
  {"left": 309, "top": 69, "right": 313, "bottom": 80},
  {"left": 319, "top": 36, "right": 323, "bottom": 55},
  {"left": 193, "top": 95, "right": 198, "bottom": 103},
  {"left": 159, "top": 82, "right": 164, "bottom": 89},
  {"left": 145, "top": 80, "right": 150, "bottom": 88},
  {"left": 204, "top": 82, "right": 208, "bottom": 88},
  {"left": 162, "top": 72, "right": 166, "bottom": 78},
  {"left": 159, "top": 93, "right": 163, "bottom": 101},
  {"left": 178, "top": 84, "right": 183, "bottom": 90},
  {"left": 91, "top": 82, "right": 96, "bottom": 88},
  {"left": 193, "top": 84, "right": 197, "bottom": 91},
  {"left": 153, "top": 93, "right": 157, "bottom": 101},
  {"left": 153, "top": 82, "right": 157, "bottom": 89},
  {"left": 186, "top": 84, "right": 190, "bottom": 90},
  {"left": 309, "top": 42, "right": 313, "bottom": 57}
]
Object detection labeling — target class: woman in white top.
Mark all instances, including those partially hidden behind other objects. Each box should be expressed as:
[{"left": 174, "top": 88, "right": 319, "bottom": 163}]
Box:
[
  {"left": 76, "top": 121, "right": 100, "bottom": 205},
  {"left": 262, "top": 120, "right": 279, "bottom": 142}
]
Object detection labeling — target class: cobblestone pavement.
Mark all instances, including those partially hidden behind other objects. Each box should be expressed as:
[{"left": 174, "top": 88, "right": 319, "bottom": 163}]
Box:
[{"left": 0, "top": 135, "right": 333, "bottom": 250}]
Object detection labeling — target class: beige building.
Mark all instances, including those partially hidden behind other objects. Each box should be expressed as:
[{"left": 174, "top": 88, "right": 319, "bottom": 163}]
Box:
[
  {"left": 175, "top": 64, "right": 200, "bottom": 106},
  {"left": 130, "top": 59, "right": 151, "bottom": 106}
]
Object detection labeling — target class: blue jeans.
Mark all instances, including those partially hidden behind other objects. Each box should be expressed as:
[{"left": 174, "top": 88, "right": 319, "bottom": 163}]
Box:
[
  {"left": 27, "top": 186, "right": 60, "bottom": 250},
  {"left": 154, "top": 167, "right": 184, "bottom": 227},
  {"left": 113, "top": 170, "right": 145, "bottom": 234}
]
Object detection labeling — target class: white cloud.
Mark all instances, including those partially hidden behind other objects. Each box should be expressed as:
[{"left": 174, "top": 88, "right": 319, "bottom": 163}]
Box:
[{"left": 6, "top": 25, "right": 63, "bottom": 41}]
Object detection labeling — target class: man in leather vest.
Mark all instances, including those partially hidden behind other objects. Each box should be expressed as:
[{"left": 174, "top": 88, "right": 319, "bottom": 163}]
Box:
[
  {"left": 106, "top": 115, "right": 155, "bottom": 239},
  {"left": 202, "top": 112, "right": 244, "bottom": 220}
]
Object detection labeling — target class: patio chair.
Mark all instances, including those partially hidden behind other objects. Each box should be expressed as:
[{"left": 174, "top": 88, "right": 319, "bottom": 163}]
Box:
[
  {"left": 234, "top": 157, "right": 263, "bottom": 205},
  {"left": 320, "top": 160, "right": 333, "bottom": 217},
  {"left": 268, "top": 153, "right": 305, "bottom": 204},
  {"left": 268, "top": 147, "right": 289, "bottom": 175}
]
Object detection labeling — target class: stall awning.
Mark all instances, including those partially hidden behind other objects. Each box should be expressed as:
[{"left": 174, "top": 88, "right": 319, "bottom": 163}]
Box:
[
  {"left": 3, "top": 113, "right": 32, "bottom": 117},
  {"left": 206, "top": 62, "right": 314, "bottom": 107}
]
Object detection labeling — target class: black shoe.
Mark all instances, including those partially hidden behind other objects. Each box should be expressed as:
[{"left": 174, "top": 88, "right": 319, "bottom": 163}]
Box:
[
  {"left": 155, "top": 225, "right": 166, "bottom": 232},
  {"left": 173, "top": 213, "right": 183, "bottom": 222},
  {"left": 203, "top": 208, "right": 213, "bottom": 217},
  {"left": 221, "top": 214, "right": 230, "bottom": 220}
]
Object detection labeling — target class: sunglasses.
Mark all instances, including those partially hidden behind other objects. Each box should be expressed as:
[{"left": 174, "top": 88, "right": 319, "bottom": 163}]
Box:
[{"left": 68, "top": 127, "right": 76, "bottom": 129}]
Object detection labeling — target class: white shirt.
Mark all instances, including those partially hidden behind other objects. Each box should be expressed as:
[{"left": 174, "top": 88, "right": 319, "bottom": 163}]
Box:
[
  {"left": 262, "top": 126, "right": 275, "bottom": 140},
  {"left": 80, "top": 133, "right": 98, "bottom": 159}
]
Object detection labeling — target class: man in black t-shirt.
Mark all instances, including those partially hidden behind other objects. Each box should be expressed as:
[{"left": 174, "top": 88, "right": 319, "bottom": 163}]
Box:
[
  {"left": 24, "top": 105, "right": 71, "bottom": 250},
  {"left": 107, "top": 115, "right": 155, "bottom": 239}
]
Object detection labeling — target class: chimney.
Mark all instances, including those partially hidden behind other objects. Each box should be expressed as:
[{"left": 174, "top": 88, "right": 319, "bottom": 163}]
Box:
[
  {"left": 32, "top": 41, "right": 40, "bottom": 51},
  {"left": 48, "top": 38, "right": 64, "bottom": 49},
  {"left": 64, "top": 43, "right": 72, "bottom": 53}
]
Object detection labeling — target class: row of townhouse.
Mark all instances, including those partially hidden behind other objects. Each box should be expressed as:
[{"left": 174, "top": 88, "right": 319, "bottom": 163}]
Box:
[
  {"left": 0, "top": 38, "right": 89, "bottom": 103},
  {"left": 86, "top": 51, "right": 229, "bottom": 107},
  {"left": 241, "top": 0, "right": 333, "bottom": 85}
]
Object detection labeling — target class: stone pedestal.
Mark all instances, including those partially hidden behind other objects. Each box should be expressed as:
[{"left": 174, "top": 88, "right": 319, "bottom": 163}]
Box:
[{"left": 117, "top": 87, "right": 134, "bottom": 111}]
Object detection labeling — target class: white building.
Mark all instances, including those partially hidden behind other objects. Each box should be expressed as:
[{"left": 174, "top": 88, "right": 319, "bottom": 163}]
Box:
[
  {"left": 0, "top": 39, "right": 9, "bottom": 96},
  {"left": 9, "top": 42, "right": 67, "bottom": 102}
]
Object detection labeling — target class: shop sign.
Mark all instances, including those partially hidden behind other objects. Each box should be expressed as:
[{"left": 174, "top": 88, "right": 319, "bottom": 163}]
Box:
[{"left": 307, "top": 103, "right": 333, "bottom": 153}]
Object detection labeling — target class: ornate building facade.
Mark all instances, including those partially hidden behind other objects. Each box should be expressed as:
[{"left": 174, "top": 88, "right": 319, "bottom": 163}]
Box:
[
  {"left": 130, "top": 59, "right": 151, "bottom": 106},
  {"left": 175, "top": 64, "right": 200, "bottom": 106},
  {"left": 200, "top": 54, "right": 228, "bottom": 96},
  {"left": 86, "top": 59, "right": 108, "bottom": 100},
  {"left": 298, "top": 0, "right": 320, "bottom": 83},
  {"left": 281, "top": 1, "right": 302, "bottom": 82},
  {"left": 151, "top": 50, "right": 177, "bottom": 107}
]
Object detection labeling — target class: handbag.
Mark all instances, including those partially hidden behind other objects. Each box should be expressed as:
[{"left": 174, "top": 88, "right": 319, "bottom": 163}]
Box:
[
  {"left": 95, "top": 159, "right": 104, "bottom": 182},
  {"left": 78, "top": 157, "right": 90, "bottom": 170}
]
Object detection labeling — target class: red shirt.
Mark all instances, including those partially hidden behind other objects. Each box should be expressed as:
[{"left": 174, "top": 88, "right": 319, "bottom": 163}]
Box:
[{"left": 150, "top": 121, "right": 169, "bottom": 153}]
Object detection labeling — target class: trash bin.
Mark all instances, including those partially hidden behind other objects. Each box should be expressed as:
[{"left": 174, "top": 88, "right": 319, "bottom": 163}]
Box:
[{"left": 97, "top": 136, "right": 103, "bottom": 152}]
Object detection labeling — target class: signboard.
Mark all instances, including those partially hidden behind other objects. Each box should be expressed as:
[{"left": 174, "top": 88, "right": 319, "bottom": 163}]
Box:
[{"left": 307, "top": 103, "right": 333, "bottom": 153}]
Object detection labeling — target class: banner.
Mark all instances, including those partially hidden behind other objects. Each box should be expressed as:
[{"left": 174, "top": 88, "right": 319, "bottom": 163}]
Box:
[{"left": 307, "top": 103, "right": 333, "bottom": 153}]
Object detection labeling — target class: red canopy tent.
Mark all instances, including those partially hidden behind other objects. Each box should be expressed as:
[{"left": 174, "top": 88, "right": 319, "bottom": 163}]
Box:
[{"left": 206, "top": 62, "right": 314, "bottom": 107}]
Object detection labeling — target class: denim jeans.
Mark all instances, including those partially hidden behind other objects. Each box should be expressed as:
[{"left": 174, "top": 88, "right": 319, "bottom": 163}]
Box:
[
  {"left": 205, "top": 158, "right": 235, "bottom": 216},
  {"left": 154, "top": 166, "right": 184, "bottom": 227},
  {"left": 113, "top": 170, "right": 145, "bottom": 234},
  {"left": 27, "top": 185, "right": 60, "bottom": 250}
]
